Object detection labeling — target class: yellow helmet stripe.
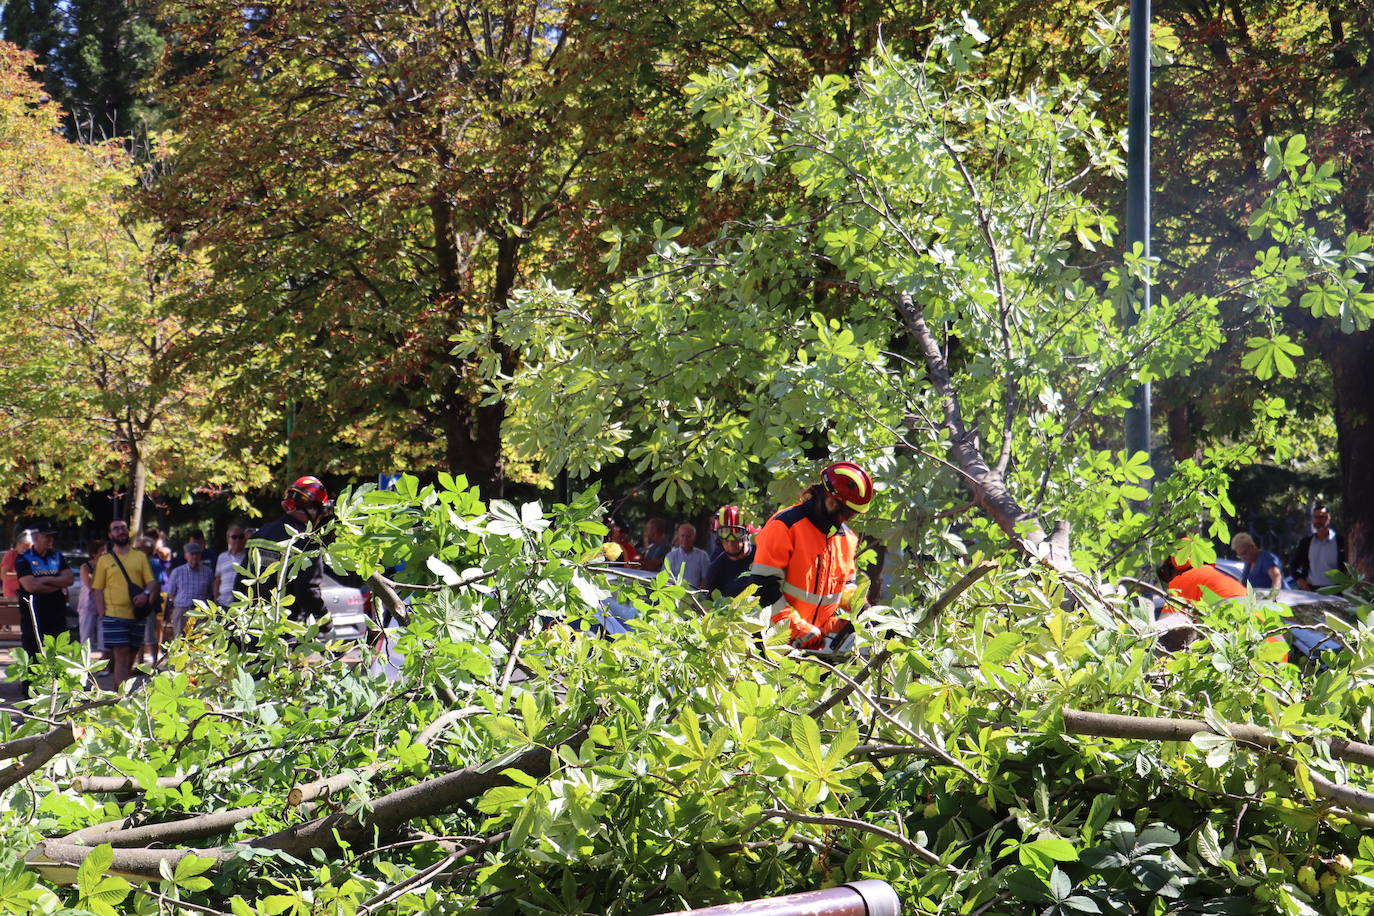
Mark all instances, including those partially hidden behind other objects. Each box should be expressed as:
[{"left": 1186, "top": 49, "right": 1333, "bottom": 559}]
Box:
[{"left": 832, "top": 466, "right": 870, "bottom": 498}]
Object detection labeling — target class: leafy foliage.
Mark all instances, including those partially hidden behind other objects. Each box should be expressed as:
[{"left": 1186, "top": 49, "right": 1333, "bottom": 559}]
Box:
[
  {"left": 495, "top": 44, "right": 1243, "bottom": 574},
  {"left": 0, "top": 44, "right": 275, "bottom": 520},
  {"left": 4, "top": 477, "right": 1374, "bottom": 915}
]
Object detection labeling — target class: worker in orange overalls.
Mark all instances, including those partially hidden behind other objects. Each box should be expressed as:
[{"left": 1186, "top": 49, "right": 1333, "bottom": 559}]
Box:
[
  {"left": 749, "top": 462, "right": 874, "bottom": 649},
  {"left": 1157, "top": 549, "right": 1287, "bottom": 662}
]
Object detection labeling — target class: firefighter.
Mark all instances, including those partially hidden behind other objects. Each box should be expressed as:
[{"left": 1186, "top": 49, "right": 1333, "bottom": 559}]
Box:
[
  {"left": 238, "top": 475, "right": 334, "bottom": 622},
  {"left": 749, "top": 462, "right": 874, "bottom": 649},
  {"left": 706, "top": 506, "right": 756, "bottom": 598}
]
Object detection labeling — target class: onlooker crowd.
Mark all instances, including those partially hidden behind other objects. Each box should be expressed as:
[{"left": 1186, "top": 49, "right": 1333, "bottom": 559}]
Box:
[{"left": 4, "top": 473, "right": 1366, "bottom": 697}]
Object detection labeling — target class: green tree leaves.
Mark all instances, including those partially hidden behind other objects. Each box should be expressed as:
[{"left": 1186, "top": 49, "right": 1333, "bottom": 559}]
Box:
[
  {"left": 4, "top": 481, "right": 1374, "bottom": 914},
  {"left": 0, "top": 48, "right": 274, "bottom": 520},
  {"left": 74, "top": 846, "right": 130, "bottom": 916},
  {"left": 770, "top": 718, "right": 863, "bottom": 805},
  {"left": 1241, "top": 335, "right": 1305, "bottom": 380}
]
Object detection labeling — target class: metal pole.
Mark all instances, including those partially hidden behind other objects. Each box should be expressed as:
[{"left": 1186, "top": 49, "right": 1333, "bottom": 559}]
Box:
[
  {"left": 1124, "top": 0, "right": 1153, "bottom": 471},
  {"left": 650, "top": 880, "right": 900, "bottom": 916}
]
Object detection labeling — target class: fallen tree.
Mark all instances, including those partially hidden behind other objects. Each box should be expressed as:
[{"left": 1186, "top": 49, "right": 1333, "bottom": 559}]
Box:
[{"left": 3, "top": 477, "right": 1373, "bottom": 916}]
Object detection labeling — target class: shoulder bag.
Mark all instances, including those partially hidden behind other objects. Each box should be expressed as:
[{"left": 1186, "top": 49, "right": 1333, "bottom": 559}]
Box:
[{"left": 109, "top": 551, "right": 153, "bottom": 621}]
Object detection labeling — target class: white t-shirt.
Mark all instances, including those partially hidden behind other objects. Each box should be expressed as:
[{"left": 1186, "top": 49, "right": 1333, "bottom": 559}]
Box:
[
  {"left": 1308, "top": 531, "right": 1340, "bottom": 587},
  {"left": 215, "top": 550, "right": 246, "bottom": 605}
]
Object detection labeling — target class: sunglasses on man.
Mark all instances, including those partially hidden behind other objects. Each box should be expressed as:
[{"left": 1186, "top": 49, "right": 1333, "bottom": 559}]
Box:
[{"left": 717, "top": 527, "right": 749, "bottom": 542}]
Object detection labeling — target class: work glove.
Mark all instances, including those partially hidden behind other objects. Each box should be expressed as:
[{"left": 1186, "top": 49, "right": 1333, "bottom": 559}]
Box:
[{"left": 789, "top": 621, "right": 824, "bottom": 650}]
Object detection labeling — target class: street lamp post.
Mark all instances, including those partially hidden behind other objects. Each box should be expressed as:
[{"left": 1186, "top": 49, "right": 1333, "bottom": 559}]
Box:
[{"left": 1125, "top": 0, "right": 1153, "bottom": 471}]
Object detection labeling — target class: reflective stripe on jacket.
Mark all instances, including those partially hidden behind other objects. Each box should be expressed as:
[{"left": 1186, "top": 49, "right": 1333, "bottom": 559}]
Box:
[{"left": 750, "top": 499, "right": 857, "bottom": 639}]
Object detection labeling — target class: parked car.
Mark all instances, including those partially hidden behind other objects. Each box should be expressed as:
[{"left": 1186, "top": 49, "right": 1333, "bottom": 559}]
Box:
[
  {"left": 1214, "top": 557, "right": 1245, "bottom": 583},
  {"left": 320, "top": 570, "right": 373, "bottom": 640}
]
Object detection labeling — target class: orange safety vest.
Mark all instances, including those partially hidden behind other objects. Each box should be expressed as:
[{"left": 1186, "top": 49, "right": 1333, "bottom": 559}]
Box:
[
  {"left": 1167, "top": 564, "right": 1286, "bottom": 662},
  {"left": 1166, "top": 565, "right": 1247, "bottom": 603},
  {"left": 751, "top": 500, "right": 858, "bottom": 638}
]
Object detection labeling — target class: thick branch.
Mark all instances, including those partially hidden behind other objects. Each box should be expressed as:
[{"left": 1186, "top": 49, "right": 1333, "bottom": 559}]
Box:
[
  {"left": 32, "top": 724, "right": 589, "bottom": 879},
  {"left": 287, "top": 706, "right": 484, "bottom": 806},
  {"left": 33, "top": 841, "right": 228, "bottom": 875},
  {"left": 250, "top": 724, "right": 588, "bottom": 859},
  {"left": 1064, "top": 709, "right": 1374, "bottom": 812},
  {"left": 0, "top": 724, "right": 83, "bottom": 791},
  {"left": 367, "top": 571, "right": 410, "bottom": 625},
  {"left": 61, "top": 806, "right": 263, "bottom": 848},
  {"left": 1062, "top": 709, "right": 1374, "bottom": 768},
  {"left": 71, "top": 774, "right": 188, "bottom": 793},
  {"left": 1, "top": 732, "right": 54, "bottom": 762},
  {"left": 896, "top": 293, "right": 1071, "bottom": 571}
]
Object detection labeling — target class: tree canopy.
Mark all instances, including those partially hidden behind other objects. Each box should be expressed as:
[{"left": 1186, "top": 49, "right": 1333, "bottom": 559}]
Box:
[
  {"left": 0, "top": 44, "right": 274, "bottom": 526},
  {"left": 497, "top": 41, "right": 1367, "bottom": 578}
]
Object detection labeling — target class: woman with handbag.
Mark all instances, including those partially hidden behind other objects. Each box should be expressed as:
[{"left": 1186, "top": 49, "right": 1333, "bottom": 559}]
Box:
[{"left": 91, "top": 519, "right": 159, "bottom": 686}]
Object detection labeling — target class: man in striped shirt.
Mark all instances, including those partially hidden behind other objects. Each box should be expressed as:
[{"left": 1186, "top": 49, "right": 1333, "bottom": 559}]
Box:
[{"left": 164, "top": 542, "right": 214, "bottom": 640}]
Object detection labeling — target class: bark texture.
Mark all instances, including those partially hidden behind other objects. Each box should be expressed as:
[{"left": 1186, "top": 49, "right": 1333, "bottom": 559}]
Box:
[
  {"left": 0, "top": 724, "right": 82, "bottom": 792},
  {"left": 1320, "top": 327, "right": 1374, "bottom": 578}
]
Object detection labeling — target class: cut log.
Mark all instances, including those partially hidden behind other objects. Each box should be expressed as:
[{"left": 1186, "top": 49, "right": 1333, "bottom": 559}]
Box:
[{"left": 71, "top": 774, "right": 188, "bottom": 793}]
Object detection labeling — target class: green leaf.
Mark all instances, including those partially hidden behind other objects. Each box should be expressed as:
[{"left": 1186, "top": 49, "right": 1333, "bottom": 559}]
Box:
[
  {"left": 1293, "top": 762, "right": 1317, "bottom": 801},
  {"left": 825, "top": 721, "right": 860, "bottom": 768},
  {"left": 1195, "top": 819, "right": 1225, "bottom": 866},
  {"left": 74, "top": 848, "right": 130, "bottom": 916},
  {"left": 983, "top": 631, "right": 1021, "bottom": 666},
  {"left": 1190, "top": 732, "right": 1234, "bottom": 768},
  {"left": 790, "top": 715, "right": 824, "bottom": 772},
  {"left": 76, "top": 844, "right": 114, "bottom": 896},
  {"left": 1019, "top": 837, "right": 1080, "bottom": 872},
  {"left": 1082, "top": 794, "right": 1117, "bottom": 844},
  {"left": 260, "top": 895, "right": 299, "bottom": 916},
  {"left": 1262, "top": 136, "right": 1284, "bottom": 180}
]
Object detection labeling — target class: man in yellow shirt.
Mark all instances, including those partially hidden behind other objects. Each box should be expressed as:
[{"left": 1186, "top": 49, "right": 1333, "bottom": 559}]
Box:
[{"left": 91, "top": 519, "right": 158, "bottom": 685}]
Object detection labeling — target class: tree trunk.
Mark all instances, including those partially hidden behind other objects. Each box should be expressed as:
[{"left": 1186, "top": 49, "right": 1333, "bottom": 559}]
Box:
[
  {"left": 429, "top": 190, "right": 519, "bottom": 498},
  {"left": 441, "top": 232, "right": 522, "bottom": 498},
  {"left": 1321, "top": 327, "right": 1374, "bottom": 578},
  {"left": 1166, "top": 404, "right": 1197, "bottom": 462},
  {"left": 128, "top": 441, "right": 147, "bottom": 534}
]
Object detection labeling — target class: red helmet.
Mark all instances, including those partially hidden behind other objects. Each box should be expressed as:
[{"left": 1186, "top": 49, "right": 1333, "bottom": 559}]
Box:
[
  {"left": 283, "top": 475, "right": 331, "bottom": 512},
  {"left": 821, "top": 461, "right": 874, "bottom": 513},
  {"left": 716, "top": 505, "right": 750, "bottom": 541}
]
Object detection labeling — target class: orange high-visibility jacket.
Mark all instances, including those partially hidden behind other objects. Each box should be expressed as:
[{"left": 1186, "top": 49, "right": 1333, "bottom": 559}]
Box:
[
  {"left": 750, "top": 499, "right": 858, "bottom": 639},
  {"left": 1167, "top": 565, "right": 1247, "bottom": 603}
]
